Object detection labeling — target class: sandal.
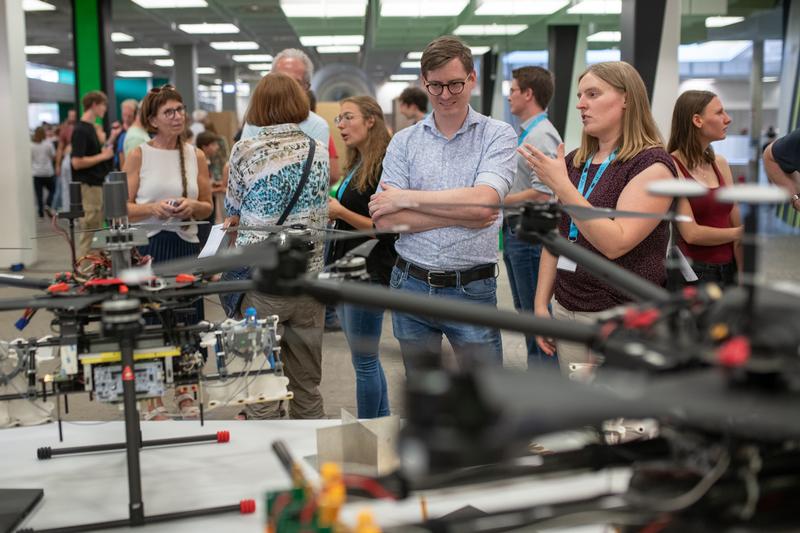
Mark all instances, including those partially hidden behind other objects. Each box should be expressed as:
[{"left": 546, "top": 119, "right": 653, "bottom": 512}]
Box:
[{"left": 143, "top": 405, "right": 169, "bottom": 421}]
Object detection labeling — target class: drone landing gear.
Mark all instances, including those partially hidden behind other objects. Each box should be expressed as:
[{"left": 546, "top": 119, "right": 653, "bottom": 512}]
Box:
[{"left": 24, "top": 299, "right": 254, "bottom": 532}]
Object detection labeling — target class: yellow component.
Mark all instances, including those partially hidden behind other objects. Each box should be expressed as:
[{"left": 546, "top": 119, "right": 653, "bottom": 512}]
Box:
[
  {"left": 355, "top": 509, "right": 381, "bottom": 533},
  {"left": 710, "top": 323, "right": 729, "bottom": 341},
  {"left": 318, "top": 462, "right": 346, "bottom": 527},
  {"left": 80, "top": 347, "right": 181, "bottom": 365}
]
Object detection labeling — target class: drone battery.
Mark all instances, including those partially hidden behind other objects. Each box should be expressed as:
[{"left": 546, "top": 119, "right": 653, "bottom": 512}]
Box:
[
  {"left": 93, "top": 361, "right": 165, "bottom": 403},
  {"left": 103, "top": 179, "right": 128, "bottom": 220}
]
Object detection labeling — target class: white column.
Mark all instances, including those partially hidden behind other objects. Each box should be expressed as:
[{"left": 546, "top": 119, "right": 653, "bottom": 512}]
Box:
[
  {"left": 0, "top": 0, "right": 36, "bottom": 265},
  {"left": 563, "top": 24, "right": 588, "bottom": 151},
  {"left": 650, "top": 0, "right": 681, "bottom": 142}
]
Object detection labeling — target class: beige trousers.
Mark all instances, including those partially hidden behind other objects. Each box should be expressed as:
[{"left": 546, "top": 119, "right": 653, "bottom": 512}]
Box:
[{"left": 78, "top": 183, "right": 104, "bottom": 258}]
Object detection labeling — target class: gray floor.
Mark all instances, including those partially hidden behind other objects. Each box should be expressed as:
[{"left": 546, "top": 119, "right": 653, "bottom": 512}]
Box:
[{"left": 1, "top": 215, "right": 798, "bottom": 422}]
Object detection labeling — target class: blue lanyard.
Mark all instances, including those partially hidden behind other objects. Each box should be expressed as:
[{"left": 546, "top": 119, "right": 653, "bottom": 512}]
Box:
[
  {"left": 517, "top": 112, "right": 548, "bottom": 146},
  {"left": 568, "top": 149, "right": 618, "bottom": 241},
  {"left": 336, "top": 164, "right": 360, "bottom": 201}
]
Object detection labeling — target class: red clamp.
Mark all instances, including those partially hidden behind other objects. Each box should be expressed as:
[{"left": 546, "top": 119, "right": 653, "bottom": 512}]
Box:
[
  {"left": 47, "top": 282, "right": 71, "bottom": 293},
  {"left": 175, "top": 273, "right": 197, "bottom": 284},
  {"left": 239, "top": 499, "right": 256, "bottom": 514},
  {"left": 623, "top": 308, "right": 660, "bottom": 329},
  {"left": 84, "top": 277, "right": 124, "bottom": 287},
  {"left": 717, "top": 336, "right": 750, "bottom": 368},
  {"left": 216, "top": 430, "right": 230, "bottom": 443}
]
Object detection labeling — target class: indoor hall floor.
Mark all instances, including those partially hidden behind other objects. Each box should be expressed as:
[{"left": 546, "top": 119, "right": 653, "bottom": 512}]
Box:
[{"left": 1, "top": 215, "right": 799, "bottom": 422}]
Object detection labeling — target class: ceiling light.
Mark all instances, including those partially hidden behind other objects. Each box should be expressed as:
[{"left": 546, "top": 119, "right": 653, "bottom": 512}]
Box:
[
  {"left": 232, "top": 54, "right": 273, "bottom": 62},
  {"left": 587, "top": 31, "right": 621, "bottom": 42},
  {"left": 705, "top": 16, "right": 745, "bottom": 28},
  {"left": 25, "top": 45, "right": 59, "bottom": 54},
  {"left": 299, "top": 35, "right": 364, "bottom": 46},
  {"left": 400, "top": 61, "right": 420, "bottom": 69},
  {"left": 381, "top": 0, "right": 468, "bottom": 17},
  {"left": 247, "top": 63, "right": 273, "bottom": 71},
  {"left": 116, "top": 71, "right": 153, "bottom": 78},
  {"left": 566, "top": 0, "right": 621, "bottom": 15},
  {"left": 210, "top": 41, "right": 258, "bottom": 50},
  {"left": 131, "top": 0, "right": 208, "bottom": 7},
  {"left": 179, "top": 23, "right": 239, "bottom": 34},
  {"left": 111, "top": 32, "right": 134, "bottom": 42},
  {"left": 196, "top": 67, "right": 216, "bottom": 74},
  {"left": 23, "top": 0, "right": 56, "bottom": 12},
  {"left": 317, "top": 45, "right": 361, "bottom": 53},
  {"left": 762, "top": 76, "right": 778, "bottom": 82},
  {"left": 406, "top": 51, "right": 423, "bottom": 60},
  {"left": 153, "top": 59, "right": 174, "bottom": 67},
  {"left": 470, "top": 46, "right": 491, "bottom": 55},
  {"left": 390, "top": 74, "right": 418, "bottom": 81},
  {"left": 280, "top": 0, "right": 367, "bottom": 17},
  {"left": 119, "top": 47, "right": 169, "bottom": 56},
  {"left": 475, "top": 0, "right": 568, "bottom": 15},
  {"left": 453, "top": 24, "right": 528, "bottom": 36},
  {"left": 259, "top": 70, "right": 271, "bottom": 76},
  {"left": 678, "top": 40, "right": 750, "bottom": 63}
]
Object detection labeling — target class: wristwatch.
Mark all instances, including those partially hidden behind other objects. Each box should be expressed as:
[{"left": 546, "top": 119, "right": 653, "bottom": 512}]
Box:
[{"left": 792, "top": 193, "right": 800, "bottom": 202}]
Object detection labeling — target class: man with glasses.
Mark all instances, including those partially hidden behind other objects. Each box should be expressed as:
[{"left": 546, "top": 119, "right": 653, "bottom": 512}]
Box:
[
  {"left": 504, "top": 66, "right": 561, "bottom": 370},
  {"left": 241, "top": 48, "right": 329, "bottom": 145},
  {"left": 369, "top": 36, "right": 516, "bottom": 371}
]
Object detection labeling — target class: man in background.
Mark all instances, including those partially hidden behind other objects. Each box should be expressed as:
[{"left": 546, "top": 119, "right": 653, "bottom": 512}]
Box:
[
  {"left": 397, "top": 86, "right": 428, "bottom": 124},
  {"left": 71, "top": 91, "right": 120, "bottom": 257},
  {"left": 503, "top": 66, "right": 562, "bottom": 369}
]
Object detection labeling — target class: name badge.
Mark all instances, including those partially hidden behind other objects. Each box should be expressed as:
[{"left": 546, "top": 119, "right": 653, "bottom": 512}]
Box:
[{"left": 557, "top": 255, "right": 577, "bottom": 272}]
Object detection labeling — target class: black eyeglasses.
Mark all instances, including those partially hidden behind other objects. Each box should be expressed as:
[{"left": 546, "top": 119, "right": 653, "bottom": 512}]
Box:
[
  {"left": 424, "top": 76, "right": 470, "bottom": 96},
  {"left": 161, "top": 105, "right": 186, "bottom": 119}
]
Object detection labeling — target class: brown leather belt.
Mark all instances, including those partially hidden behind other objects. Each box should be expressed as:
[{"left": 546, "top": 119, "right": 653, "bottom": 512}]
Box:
[{"left": 396, "top": 257, "right": 496, "bottom": 288}]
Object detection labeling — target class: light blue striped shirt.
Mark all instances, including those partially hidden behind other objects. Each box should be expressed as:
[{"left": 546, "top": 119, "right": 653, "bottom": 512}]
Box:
[{"left": 380, "top": 106, "right": 516, "bottom": 270}]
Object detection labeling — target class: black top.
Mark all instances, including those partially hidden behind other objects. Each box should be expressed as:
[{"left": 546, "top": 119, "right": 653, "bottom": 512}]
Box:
[
  {"left": 771, "top": 127, "right": 800, "bottom": 174},
  {"left": 328, "top": 170, "right": 397, "bottom": 285},
  {"left": 71, "top": 120, "right": 112, "bottom": 186}
]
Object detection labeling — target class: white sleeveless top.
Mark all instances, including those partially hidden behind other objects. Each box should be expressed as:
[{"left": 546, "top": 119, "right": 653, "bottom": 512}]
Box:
[{"left": 135, "top": 142, "right": 199, "bottom": 243}]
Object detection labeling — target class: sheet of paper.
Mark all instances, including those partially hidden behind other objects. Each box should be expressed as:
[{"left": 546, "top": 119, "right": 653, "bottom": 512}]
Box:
[
  {"left": 674, "top": 246, "right": 699, "bottom": 282},
  {"left": 557, "top": 255, "right": 578, "bottom": 272},
  {"left": 198, "top": 223, "right": 227, "bottom": 258}
]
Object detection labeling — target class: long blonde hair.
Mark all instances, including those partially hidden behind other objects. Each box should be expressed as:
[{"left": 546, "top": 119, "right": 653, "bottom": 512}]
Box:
[
  {"left": 573, "top": 61, "right": 663, "bottom": 166},
  {"left": 340, "top": 96, "right": 391, "bottom": 193}
]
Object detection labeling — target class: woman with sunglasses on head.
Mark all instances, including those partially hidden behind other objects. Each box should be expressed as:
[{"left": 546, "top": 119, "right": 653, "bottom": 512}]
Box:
[
  {"left": 329, "top": 96, "right": 395, "bottom": 418},
  {"left": 668, "top": 90, "right": 742, "bottom": 287},
  {"left": 123, "top": 85, "right": 212, "bottom": 420},
  {"left": 518, "top": 61, "right": 677, "bottom": 381}
]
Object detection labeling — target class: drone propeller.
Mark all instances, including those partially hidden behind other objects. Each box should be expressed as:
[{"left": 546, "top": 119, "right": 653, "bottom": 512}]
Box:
[
  {"left": 32, "top": 220, "right": 210, "bottom": 239},
  {"left": 225, "top": 223, "right": 407, "bottom": 240},
  {"left": 646, "top": 179, "right": 708, "bottom": 198},
  {"left": 0, "top": 273, "right": 53, "bottom": 290},
  {"left": 715, "top": 184, "right": 790, "bottom": 204},
  {"left": 0, "top": 293, "right": 106, "bottom": 312},
  {"left": 399, "top": 200, "right": 686, "bottom": 223}
]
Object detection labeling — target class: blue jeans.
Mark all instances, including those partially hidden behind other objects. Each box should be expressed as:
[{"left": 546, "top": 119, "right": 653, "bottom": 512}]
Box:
[
  {"left": 390, "top": 263, "right": 503, "bottom": 372},
  {"left": 337, "top": 302, "right": 390, "bottom": 418},
  {"left": 502, "top": 225, "right": 558, "bottom": 369}
]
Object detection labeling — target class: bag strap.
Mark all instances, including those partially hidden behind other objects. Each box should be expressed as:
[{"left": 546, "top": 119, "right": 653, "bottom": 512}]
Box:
[{"left": 276, "top": 135, "right": 316, "bottom": 225}]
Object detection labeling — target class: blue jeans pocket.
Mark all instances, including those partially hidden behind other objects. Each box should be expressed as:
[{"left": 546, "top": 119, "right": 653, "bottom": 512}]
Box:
[
  {"left": 389, "top": 266, "right": 405, "bottom": 289},
  {"left": 460, "top": 277, "right": 497, "bottom": 299}
]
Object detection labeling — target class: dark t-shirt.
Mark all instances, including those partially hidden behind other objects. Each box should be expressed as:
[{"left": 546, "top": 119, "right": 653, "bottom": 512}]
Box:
[
  {"left": 554, "top": 147, "right": 677, "bottom": 312},
  {"left": 328, "top": 169, "right": 397, "bottom": 285},
  {"left": 71, "top": 120, "right": 112, "bottom": 186},
  {"left": 771, "top": 127, "right": 800, "bottom": 174}
]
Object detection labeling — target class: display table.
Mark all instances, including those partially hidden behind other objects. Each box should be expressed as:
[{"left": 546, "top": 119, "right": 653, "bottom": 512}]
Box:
[{"left": 0, "top": 421, "right": 629, "bottom": 532}]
